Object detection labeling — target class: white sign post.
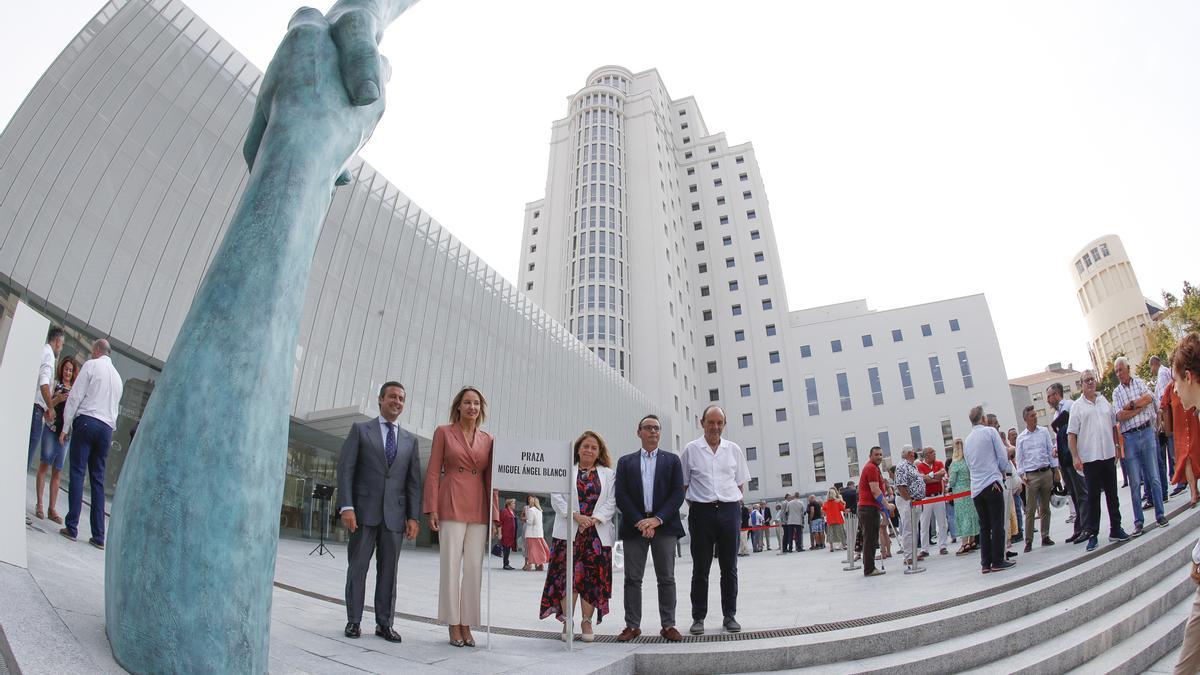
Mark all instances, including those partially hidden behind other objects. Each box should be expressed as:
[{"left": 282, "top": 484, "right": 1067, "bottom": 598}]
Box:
[{"left": 489, "top": 439, "right": 573, "bottom": 651}]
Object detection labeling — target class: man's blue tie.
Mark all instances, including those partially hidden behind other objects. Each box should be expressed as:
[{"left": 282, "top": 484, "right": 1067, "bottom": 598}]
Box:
[{"left": 385, "top": 423, "right": 397, "bottom": 467}]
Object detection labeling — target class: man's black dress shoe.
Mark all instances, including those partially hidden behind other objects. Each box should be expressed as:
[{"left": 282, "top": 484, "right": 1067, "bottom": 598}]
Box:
[
  {"left": 376, "top": 625, "right": 402, "bottom": 642},
  {"left": 344, "top": 622, "right": 361, "bottom": 638}
]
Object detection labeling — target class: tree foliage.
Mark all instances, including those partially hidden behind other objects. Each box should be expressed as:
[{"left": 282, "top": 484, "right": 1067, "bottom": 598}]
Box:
[{"left": 1136, "top": 281, "right": 1199, "bottom": 381}]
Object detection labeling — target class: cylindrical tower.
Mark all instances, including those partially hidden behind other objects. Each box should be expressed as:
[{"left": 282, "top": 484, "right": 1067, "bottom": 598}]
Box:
[
  {"left": 567, "top": 69, "right": 631, "bottom": 377},
  {"left": 1070, "top": 234, "right": 1152, "bottom": 371}
]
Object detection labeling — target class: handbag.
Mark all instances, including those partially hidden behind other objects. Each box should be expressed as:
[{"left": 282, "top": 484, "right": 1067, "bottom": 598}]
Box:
[{"left": 491, "top": 543, "right": 503, "bottom": 558}]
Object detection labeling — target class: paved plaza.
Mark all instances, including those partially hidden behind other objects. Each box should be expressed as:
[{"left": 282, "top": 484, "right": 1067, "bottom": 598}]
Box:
[{"left": 2, "top": 474, "right": 1191, "bottom": 673}]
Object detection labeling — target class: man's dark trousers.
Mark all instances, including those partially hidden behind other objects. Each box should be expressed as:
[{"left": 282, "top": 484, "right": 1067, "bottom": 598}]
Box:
[
  {"left": 64, "top": 414, "right": 113, "bottom": 543},
  {"left": 973, "top": 482, "right": 1006, "bottom": 569},
  {"left": 1084, "top": 457, "right": 1122, "bottom": 537},
  {"left": 623, "top": 533, "right": 678, "bottom": 629},
  {"left": 688, "top": 501, "right": 739, "bottom": 620},
  {"left": 859, "top": 505, "right": 880, "bottom": 575},
  {"left": 346, "top": 524, "right": 403, "bottom": 627},
  {"left": 1058, "top": 447, "right": 1088, "bottom": 536}
]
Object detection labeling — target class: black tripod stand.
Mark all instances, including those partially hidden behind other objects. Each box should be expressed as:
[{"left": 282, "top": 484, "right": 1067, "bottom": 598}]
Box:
[{"left": 309, "top": 483, "right": 335, "bottom": 558}]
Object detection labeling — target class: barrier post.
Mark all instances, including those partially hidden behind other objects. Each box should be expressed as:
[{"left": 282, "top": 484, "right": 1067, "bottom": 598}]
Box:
[
  {"left": 904, "top": 499, "right": 924, "bottom": 575},
  {"left": 842, "top": 513, "right": 860, "bottom": 571}
]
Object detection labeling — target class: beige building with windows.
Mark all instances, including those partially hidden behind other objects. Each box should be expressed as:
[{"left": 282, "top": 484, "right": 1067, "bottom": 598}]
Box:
[
  {"left": 1009, "top": 363, "right": 1081, "bottom": 428},
  {"left": 1071, "top": 234, "right": 1158, "bottom": 370}
]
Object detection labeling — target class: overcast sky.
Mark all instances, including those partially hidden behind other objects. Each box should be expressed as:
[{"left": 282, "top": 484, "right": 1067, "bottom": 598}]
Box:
[{"left": 3, "top": 1, "right": 1197, "bottom": 379}]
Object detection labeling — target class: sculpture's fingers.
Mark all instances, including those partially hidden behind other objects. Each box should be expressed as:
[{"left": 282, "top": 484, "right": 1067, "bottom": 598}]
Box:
[
  {"left": 288, "top": 6, "right": 327, "bottom": 30},
  {"left": 242, "top": 105, "right": 268, "bottom": 172},
  {"left": 335, "top": 169, "right": 352, "bottom": 186},
  {"left": 330, "top": 9, "right": 382, "bottom": 105}
]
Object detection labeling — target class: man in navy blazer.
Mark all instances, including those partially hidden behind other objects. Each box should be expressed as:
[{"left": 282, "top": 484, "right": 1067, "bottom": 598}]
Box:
[
  {"left": 336, "top": 381, "right": 422, "bottom": 642},
  {"left": 615, "top": 414, "right": 686, "bottom": 642}
]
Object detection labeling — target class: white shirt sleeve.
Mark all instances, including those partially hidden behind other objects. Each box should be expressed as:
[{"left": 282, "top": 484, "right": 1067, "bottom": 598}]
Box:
[
  {"left": 62, "top": 360, "right": 90, "bottom": 436},
  {"left": 734, "top": 444, "right": 750, "bottom": 490},
  {"left": 1192, "top": 537, "right": 1200, "bottom": 566}
]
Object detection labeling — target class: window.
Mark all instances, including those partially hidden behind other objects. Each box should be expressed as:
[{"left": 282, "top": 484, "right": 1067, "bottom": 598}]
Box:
[
  {"left": 899, "top": 361, "right": 915, "bottom": 400},
  {"left": 779, "top": 442, "right": 790, "bottom": 457},
  {"left": 681, "top": 122, "right": 689, "bottom": 129},
  {"left": 772, "top": 378, "right": 784, "bottom": 392},
  {"left": 754, "top": 251, "right": 765, "bottom": 262},
  {"left": 525, "top": 282, "right": 533, "bottom": 291},
  {"left": 740, "top": 383, "right": 752, "bottom": 397},
  {"left": 714, "top": 178, "right": 723, "bottom": 187},
  {"left": 762, "top": 298, "right": 773, "bottom": 310},
  {"left": 805, "top": 377, "right": 819, "bottom": 416},
  {"left": 921, "top": 323, "right": 932, "bottom": 337},
  {"left": 689, "top": 184, "right": 698, "bottom": 193},
  {"left": 736, "top": 155, "right": 745, "bottom": 164},
  {"left": 831, "top": 339, "right": 843, "bottom": 353},
  {"left": 725, "top": 257, "right": 736, "bottom": 268},
  {"left": 729, "top": 280, "right": 739, "bottom": 291},
  {"left": 531, "top": 226, "right": 538, "bottom": 235},
  {"left": 719, "top": 215, "right": 730, "bottom": 225},
  {"left": 892, "top": 329, "right": 903, "bottom": 342},
  {"left": 878, "top": 430, "right": 891, "bottom": 457},
  {"left": 768, "top": 350, "right": 781, "bottom": 364},
  {"left": 775, "top": 408, "right": 787, "bottom": 422},
  {"left": 868, "top": 366, "right": 884, "bottom": 405},
  {"left": 750, "top": 229, "right": 760, "bottom": 240},
  {"left": 862, "top": 334, "right": 873, "bottom": 348},
  {"left": 691, "top": 202, "right": 700, "bottom": 211},
  {"left": 846, "top": 436, "right": 859, "bottom": 478},
  {"left": 700, "top": 285, "right": 710, "bottom": 297},
  {"left": 766, "top": 324, "right": 777, "bottom": 337},
  {"left": 698, "top": 263, "right": 707, "bottom": 273},
  {"left": 929, "top": 356, "right": 945, "bottom": 394},
  {"left": 941, "top": 419, "right": 954, "bottom": 453},
  {"left": 709, "top": 388, "right": 719, "bottom": 401},
  {"left": 782, "top": 473, "right": 793, "bottom": 488},
  {"left": 704, "top": 334, "right": 715, "bottom": 347},
  {"left": 732, "top": 304, "right": 742, "bottom": 316},
  {"left": 747, "top": 209, "right": 757, "bottom": 219},
  {"left": 528, "top": 263, "right": 535, "bottom": 271},
  {"left": 910, "top": 425, "right": 923, "bottom": 452},
  {"left": 711, "top": 161, "right": 720, "bottom": 169},
  {"left": 687, "top": 167, "right": 695, "bottom": 175},
  {"left": 722, "top": 235, "right": 732, "bottom": 246},
  {"left": 746, "top": 446, "right": 758, "bottom": 461},
  {"left": 707, "top": 361, "right": 717, "bottom": 374},
  {"left": 800, "top": 344, "right": 812, "bottom": 358},
  {"left": 812, "top": 441, "right": 826, "bottom": 482},
  {"left": 742, "top": 413, "right": 754, "bottom": 426},
  {"left": 734, "top": 329, "right": 745, "bottom": 342},
  {"left": 748, "top": 477, "right": 759, "bottom": 491},
  {"left": 716, "top": 196, "right": 726, "bottom": 206},
  {"left": 737, "top": 356, "right": 748, "bottom": 369},
  {"left": 950, "top": 318, "right": 960, "bottom": 332},
  {"left": 739, "top": 172, "right": 748, "bottom": 181},
  {"left": 529, "top": 244, "right": 536, "bottom": 253},
  {"left": 743, "top": 191, "right": 752, "bottom": 200},
  {"left": 958, "top": 350, "right": 974, "bottom": 389},
  {"left": 702, "top": 309, "right": 713, "bottom": 321},
  {"left": 683, "top": 136, "right": 691, "bottom": 144},
  {"left": 679, "top": 109, "right": 687, "bottom": 116},
  {"left": 836, "top": 372, "right": 852, "bottom": 411}
]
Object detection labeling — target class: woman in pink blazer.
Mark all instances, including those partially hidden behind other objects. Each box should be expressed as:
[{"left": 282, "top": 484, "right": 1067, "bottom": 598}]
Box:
[{"left": 423, "top": 386, "right": 497, "bottom": 647}]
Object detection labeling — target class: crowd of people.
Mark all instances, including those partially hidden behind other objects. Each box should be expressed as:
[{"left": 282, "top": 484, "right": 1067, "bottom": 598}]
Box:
[{"left": 25, "top": 326, "right": 125, "bottom": 551}]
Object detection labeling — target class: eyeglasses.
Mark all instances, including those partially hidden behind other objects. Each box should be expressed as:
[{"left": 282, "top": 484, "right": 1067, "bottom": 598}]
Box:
[
  {"left": 1083, "top": 378, "right": 1096, "bottom": 383},
  {"left": 640, "top": 425, "right": 661, "bottom": 432}
]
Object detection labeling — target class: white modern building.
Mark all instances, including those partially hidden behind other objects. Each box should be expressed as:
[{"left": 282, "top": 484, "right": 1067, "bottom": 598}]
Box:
[
  {"left": 1009, "top": 363, "right": 1081, "bottom": 428},
  {"left": 521, "top": 67, "right": 1014, "bottom": 496},
  {"left": 0, "top": 0, "right": 658, "bottom": 544},
  {"left": 1071, "top": 234, "right": 1158, "bottom": 370}
]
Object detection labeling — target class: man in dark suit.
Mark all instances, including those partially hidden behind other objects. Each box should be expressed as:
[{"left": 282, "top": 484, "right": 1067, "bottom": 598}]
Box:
[
  {"left": 337, "top": 381, "right": 422, "bottom": 642},
  {"left": 615, "top": 414, "right": 686, "bottom": 643},
  {"left": 1048, "top": 383, "right": 1088, "bottom": 542}
]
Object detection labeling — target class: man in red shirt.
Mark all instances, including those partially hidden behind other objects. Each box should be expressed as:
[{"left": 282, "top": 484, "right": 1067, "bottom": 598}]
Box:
[
  {"left": 917, "top": 447, "right": 949, "bottom": 556},
  {"left": 858, "top": 446, "right": 886, "bottom": 576}
]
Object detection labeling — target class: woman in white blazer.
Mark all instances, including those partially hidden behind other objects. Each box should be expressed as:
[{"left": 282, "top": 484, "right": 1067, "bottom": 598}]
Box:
[
  {"left": 522, "top": 496, "right": 551, "bottom": 571},
  {"left": 538, "top": 431, "right": 617, "bottom": 642}
]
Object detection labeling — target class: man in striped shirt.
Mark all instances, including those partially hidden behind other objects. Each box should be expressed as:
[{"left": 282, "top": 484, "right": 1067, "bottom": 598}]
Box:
[{"left": 1112, "top": 356, "right": 1168, "bottom": 534}]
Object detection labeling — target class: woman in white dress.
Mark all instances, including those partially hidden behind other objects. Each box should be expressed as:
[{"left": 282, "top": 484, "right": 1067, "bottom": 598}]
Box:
[{"left": 523, "top": 495, "right": 550, "bottom": 571}]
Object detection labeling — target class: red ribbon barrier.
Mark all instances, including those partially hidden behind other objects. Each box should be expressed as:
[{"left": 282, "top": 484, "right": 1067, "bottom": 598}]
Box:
[{"left": 913, "top": 490, "right": 970, "bottom": 507}]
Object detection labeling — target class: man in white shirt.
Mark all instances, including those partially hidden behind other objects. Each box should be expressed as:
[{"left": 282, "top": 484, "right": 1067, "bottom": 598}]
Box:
[
  {"left": 59, "top": 339, "right": 124, "bottom": 549},
  {"left": 1068, "top": 369, "right": 1132, "bottom": 552},
  {"left": 1015, "top": 405, "right": 1060, "bottom": 552},
  {"left": 681, "top": 405, "right": 750, "bottom": 636},
  {"left": 27, "top": 327, "right": 65, "bottom": 471}
]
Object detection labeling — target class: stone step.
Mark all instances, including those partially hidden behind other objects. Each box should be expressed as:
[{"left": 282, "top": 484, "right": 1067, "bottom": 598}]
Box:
[{"left": 1064, "top": 586, "right": 1191, "bottom": 675}]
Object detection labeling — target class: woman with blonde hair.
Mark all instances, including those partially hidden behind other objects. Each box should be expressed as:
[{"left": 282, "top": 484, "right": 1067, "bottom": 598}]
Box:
[
  {"left": 539, "top": 431, "right": 616, "bottom": 642},
  {"left": 423, "top": 386, "right": 498, "bottom": 647},
  {"left": 522, "top": 495, "right": 550, "bottom": 571},
  {"left": 948, "top": 438, "right": 979, "bottom": 555},
  {"left": 823, "top": 487, "right": 847, "bottom": 552}
]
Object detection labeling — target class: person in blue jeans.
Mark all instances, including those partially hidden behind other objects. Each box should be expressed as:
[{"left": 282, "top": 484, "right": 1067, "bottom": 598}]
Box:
[
  {"left": 59, "top": 339, "right": 124, "bottom": 550},
  {"left": 1112, "top": 357, "right": 1167, "bottom": 535},
  {"left": 27, "top": 327, "right": 65, "bottom": 472}
]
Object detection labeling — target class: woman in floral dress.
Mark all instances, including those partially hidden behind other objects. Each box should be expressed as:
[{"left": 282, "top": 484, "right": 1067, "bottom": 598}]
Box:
[{"left": 539, "top": 431, "right": 617, "bottom": 642}]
